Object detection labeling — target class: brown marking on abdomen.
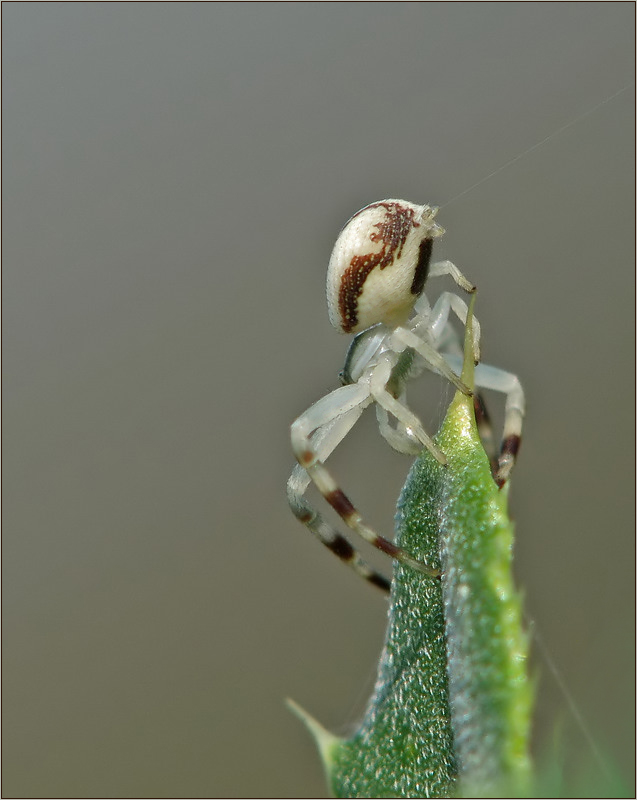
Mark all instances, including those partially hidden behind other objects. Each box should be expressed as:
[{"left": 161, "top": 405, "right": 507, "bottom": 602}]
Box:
[
  {"left": 410, "top": 237, "right": 432, "bottom": 296},
  {"left": 339, "top": 202, "right": 419, "bottom": 332}
]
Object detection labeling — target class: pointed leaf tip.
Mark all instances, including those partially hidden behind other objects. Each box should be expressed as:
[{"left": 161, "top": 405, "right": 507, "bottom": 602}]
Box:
[{"left": 285, "top": 697, "right": 341, "bottom": 774}]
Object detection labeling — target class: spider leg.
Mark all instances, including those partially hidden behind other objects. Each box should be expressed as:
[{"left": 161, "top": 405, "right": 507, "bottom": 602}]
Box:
[
  {"left": 428, "top": 259, "right": 476, "bottom": 293},
  {"left": 474, "top": 363, "right": 524, "bottom": 487},
  {"left": 290, "top": 382, "right": 439, "bottom": 581},
  {"left": 443, "top": 355, "right": 525, "bottom": 488},
  {"left": 375, "top": 404, "right": 423, "bottom": 456},
  {"left": 391, "top": 327, "right": 473, "bottom": 396},
  {"left": 369, "top": 355, "right": 448, "bottom": 467},
  {"left": 422, "top": 291, "right": 482, "bottom": 364},
  {"left": 414, "top": 292, "right": 496, "bottom": 472},
  {"left": 287, "top": 409, "right": 391, "bottom": 593},
  {"left": 472, "top": 392, "right": 499, "bottom": 477}
]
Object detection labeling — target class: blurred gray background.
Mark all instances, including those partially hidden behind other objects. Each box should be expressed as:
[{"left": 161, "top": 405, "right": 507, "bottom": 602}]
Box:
[{"left": 3, "top": 3, "right": 634, "bottom": 797}]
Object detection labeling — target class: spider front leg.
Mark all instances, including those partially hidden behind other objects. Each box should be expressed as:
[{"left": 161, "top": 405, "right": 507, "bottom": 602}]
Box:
[
  {"left": 290, "top": 382, "right": 440, "bottom": 582},
  {"left": 429, "top": 258, "right": 476, "bottom": 294},
  {"left": 414, "top": 292, "right": 497, "bottom": 470},
  {"left": 474, "top": 363, "right": 524, "bottom": 487},
  {"left": 422, "top": 290, "right": 482, "bottom": 364},
  {"left": 443, "top": 355, "right": 525, "bottom": 487},
  {"left": 389, "top": 326, "right": 473, "bottom": 397},
  {"left": 369, "top": 354, "right": 449, "bottom": 466}
]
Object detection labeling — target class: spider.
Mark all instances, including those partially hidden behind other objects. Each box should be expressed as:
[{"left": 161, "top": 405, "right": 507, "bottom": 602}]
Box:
[{"left": 287, "top": 200, "right": 524, "bottom": 593}]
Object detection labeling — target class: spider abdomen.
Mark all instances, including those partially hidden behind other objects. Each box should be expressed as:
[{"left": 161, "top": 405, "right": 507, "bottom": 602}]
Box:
[{"left": 326, "top": 199, "right": 444, "bottom": 334}]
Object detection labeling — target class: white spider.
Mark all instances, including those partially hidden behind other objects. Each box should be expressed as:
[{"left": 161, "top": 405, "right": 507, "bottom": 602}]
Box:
[{"left": 287, "top": 200, "right": 524, "bottom": 592}]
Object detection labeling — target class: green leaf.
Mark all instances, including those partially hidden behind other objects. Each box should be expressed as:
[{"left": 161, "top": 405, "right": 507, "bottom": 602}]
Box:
[{"left": 290, "top": 300, "right": 532, "bottom": 797}]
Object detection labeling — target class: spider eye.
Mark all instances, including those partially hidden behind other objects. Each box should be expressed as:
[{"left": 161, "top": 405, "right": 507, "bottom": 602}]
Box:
[{"left": 326, "top": 200, "right": 442, "bottom": 334}]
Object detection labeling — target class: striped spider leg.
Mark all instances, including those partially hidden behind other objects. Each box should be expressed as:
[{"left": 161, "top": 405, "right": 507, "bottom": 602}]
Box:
[{"left": 288, "top": 394, "right": 393, "bottom": 593}]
